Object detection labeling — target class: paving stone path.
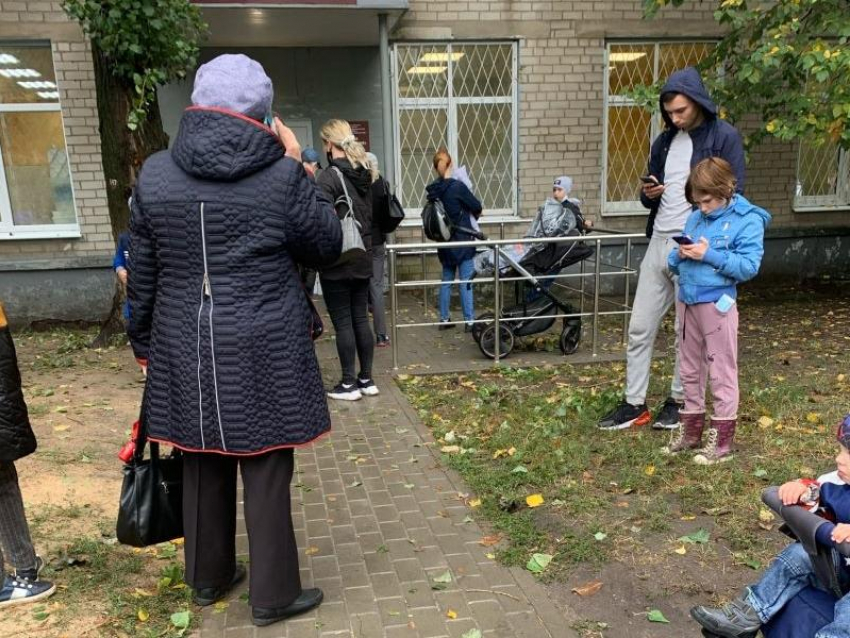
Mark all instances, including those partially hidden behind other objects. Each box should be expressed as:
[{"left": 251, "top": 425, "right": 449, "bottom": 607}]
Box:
[{"left": 199, "top": 371, "right": 578, "bottom": 638}]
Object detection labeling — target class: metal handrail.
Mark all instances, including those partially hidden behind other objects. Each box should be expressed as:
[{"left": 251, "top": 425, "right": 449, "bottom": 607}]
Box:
[{"left": 386, "top": 231, "right": 645, "bottom": 369}]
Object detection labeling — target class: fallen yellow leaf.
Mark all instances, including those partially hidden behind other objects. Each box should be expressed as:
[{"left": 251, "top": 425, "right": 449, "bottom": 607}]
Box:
[
  {"left": 758, "top": 508, "right": 775, "bottom": 524},
  {"left": 305, "top": 546, "right": 320, "bottom": 556},
  {"left": 680, "top": 515, "right": 696, "bottom": 521},
  {"left": 644, "top": 465, "right": 656, "bottom": 476},
  {"left": 468, "top": 498, "right": 482, "bottom": 508},
  {"left": 526, "top": 494, "right": 545, "bottom": 508},
  {"left": 757, "top": 416, "right": 775, "bottom": 428},
  {"left": 675, "top": 545, "right": 687, "bottom": 555},
  {"left": 507, "top": 447, "right": 516, "bottom": 456},
  {"left": 806, "top": 412, "right": 821, "bottom": 424},
  {"left": 446, "top": 609, "right": 458, "bottom": 619},
  {"left": 485, "top": 552, "right": 496, "bottom": 559},
  {"left": 137, "top": 609, "right": 150, "bottom": 622}
]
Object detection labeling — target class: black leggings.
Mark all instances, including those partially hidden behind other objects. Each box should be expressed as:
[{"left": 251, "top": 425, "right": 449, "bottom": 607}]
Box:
[{"left": 321, "top": 277, "right": 374, "bottom": 384}]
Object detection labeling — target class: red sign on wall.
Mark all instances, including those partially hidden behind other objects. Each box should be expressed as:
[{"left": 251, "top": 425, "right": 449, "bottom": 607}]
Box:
[{"left": 349, "top": 120, "right": 370, "bottom": 152}]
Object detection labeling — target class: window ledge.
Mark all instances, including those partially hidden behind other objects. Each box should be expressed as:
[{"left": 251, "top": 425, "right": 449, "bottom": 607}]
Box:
[
  {"left": 0, "top": 229, "right": 82, "bottom": 241},
  {"left": 792, "top": 204, "right": 850, "bottom": 214},
  {"left": 398, "top": 214, "right": 525, "bottom": 228}
]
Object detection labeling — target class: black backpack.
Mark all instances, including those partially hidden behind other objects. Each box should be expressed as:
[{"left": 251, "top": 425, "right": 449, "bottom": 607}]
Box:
[
  {"left": 422, "top": 198, "right": 452, "bottom": 242},
  {"left": 422, "top": 198, "right": 485, "bottom": 242}
]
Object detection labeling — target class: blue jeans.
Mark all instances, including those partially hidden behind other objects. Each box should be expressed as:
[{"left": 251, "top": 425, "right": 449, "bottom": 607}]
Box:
[
  {"left": 440, "top": 259, "right": 475, "bottom": 323},
  {"left": 747, "top": 543, "right": 850, "bottom": 638}
]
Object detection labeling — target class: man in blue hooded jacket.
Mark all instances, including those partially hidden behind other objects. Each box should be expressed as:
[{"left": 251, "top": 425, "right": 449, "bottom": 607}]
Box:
[{"left": 599, "top": 66, "right": 746, "bottom": 432}]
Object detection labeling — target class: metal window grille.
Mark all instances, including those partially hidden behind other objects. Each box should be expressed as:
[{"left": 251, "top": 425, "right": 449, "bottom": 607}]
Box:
[
  {"left": 795, "top": 141, "right": 850, "bottom": 210},
  {"left": 392, "top": 42, "right": 517, "bottom": 217},
  {"left": 602, "top": 41, "right": 715, "bottom": 216}
]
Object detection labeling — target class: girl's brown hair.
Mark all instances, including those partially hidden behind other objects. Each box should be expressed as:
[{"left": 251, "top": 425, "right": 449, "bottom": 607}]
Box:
[
  {"left": 433, "top": 147, "right": 452, "bottom": 176},
  {"left": 685, "top": 157, "right": 737, "bottom": 204}
]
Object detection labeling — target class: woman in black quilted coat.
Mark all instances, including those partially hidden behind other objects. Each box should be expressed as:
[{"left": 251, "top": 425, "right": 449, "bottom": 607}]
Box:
[
  {"left": 128, "top": 54, "right": 342, "bottom": 627},
  {"left": 316, "top": 119, "right": 378, "bottom": 401}
]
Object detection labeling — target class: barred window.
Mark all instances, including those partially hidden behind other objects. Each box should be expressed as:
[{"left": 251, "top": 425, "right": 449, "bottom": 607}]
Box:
[
  {"left": 392, "top": 42, "right": 517, "bottom": 217},
  {"left": 0, "top": 42, "right": 77, "bottom": 239},
  {"left": 603, "top": 41, "right": 714, "bottom": 216},
  {"left": 795, "top": 141, "right": 850, "bottom": 210}
]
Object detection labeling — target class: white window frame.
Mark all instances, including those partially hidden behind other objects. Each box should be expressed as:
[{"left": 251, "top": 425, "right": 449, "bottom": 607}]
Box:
[
  {"left": 793, "top": 145, "right": 850, "bottom": 212},
  {"left": 601, "top": 40, "right": 716, "bottom": 217},
  {"left": 0, "top": 44, "right": 80, "bottom": 240},
  {"left": 391, "top": 41, "right": 519, "bottom": 221}
]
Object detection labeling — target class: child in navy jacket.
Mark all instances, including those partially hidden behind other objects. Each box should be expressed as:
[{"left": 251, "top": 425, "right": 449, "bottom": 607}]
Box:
[{"left": 691, "top": 415, "right": 850, "bottom": 637}]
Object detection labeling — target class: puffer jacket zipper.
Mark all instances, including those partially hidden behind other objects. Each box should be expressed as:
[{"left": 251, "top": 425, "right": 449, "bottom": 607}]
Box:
[{"left": 196, "top": 202, "right": 227, "bottom": 452}]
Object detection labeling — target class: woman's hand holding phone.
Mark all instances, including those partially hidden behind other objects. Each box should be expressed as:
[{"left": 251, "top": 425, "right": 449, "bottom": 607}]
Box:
[{"left": 273, "top": 117, "right": 302, "bottom": 162}]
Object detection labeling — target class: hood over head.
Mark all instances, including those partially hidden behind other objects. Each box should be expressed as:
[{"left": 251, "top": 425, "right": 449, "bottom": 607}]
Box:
[
  {"left": 191, "top": 54, "right": 273, "bottom": 121},
  {"left": 171, "top": 108, "right": 285, "bottom": 181},
  {"left": 707, "top": 194, "right": 771, "bottom": 228},
  {"left": 426, "top": 177, "right": 453, "bottom": 200},
  {"left": 659, "top": 66, "right": 717, "bottom": 129},
  {"left": 329, "top": 158, "right": 372, "bottom": 197}
]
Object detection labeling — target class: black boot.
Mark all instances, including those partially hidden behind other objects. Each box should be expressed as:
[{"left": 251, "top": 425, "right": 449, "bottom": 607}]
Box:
[{"left": 252, "top": 588, "right": 324, "bottom": 627}]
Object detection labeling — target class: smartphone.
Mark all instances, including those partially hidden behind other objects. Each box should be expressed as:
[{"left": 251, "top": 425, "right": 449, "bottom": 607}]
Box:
[
  {"left": 640, "top": 175, "right": 663, "bottom": 185},
  {"left": 672, "top": 234, "right": 694, "bottom": 245}
]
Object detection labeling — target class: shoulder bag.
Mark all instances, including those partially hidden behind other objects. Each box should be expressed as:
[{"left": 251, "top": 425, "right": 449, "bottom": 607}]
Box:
[{"left": 331, "top": 167, "right": 366, "bottom": 264}]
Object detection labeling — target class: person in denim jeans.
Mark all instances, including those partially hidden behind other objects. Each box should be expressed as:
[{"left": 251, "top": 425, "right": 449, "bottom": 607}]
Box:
[
  {"left": 425, "top": 148, "right": 483, "bottom": 332},
  {"left": 691, "top": 416, "right": 850, "bottom": 637}
]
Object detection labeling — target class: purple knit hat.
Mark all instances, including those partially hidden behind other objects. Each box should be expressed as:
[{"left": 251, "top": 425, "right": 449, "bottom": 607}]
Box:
[
  {"left": 838, "top": 414, "right": 850, "bottom": 449},
  {"left": 191, "top": 54, "right": 273, "bottom": 121}
]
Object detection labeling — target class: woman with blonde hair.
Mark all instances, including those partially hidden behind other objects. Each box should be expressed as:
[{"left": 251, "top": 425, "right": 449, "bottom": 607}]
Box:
[
  {"left": 365, "top": 152, "right": 391, "bottom": 347},
  {"left": 316, "top": 120, "right": 378, "bottom": 400},
  {"left": 425, "top": 148, "right": 483, "bottom": 331}
]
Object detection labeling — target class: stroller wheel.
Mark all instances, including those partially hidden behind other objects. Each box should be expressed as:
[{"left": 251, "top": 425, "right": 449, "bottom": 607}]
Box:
[
  {"left": 472, "top": 312, "right": 494, "bottom": 343},
  {"left": 560, "top": 320, "right": 581, "bottom": 355},
  {"left": 478, "top": 323, "right": 514, "bottom": 359}
]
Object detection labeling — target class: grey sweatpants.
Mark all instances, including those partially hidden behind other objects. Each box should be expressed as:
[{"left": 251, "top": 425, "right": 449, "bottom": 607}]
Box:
[
  {"left": 625, "top": 235, "right": 684, "bottom": 406},
  {"left": 370, "top": 243, "right": 388, "bottom": 337},
  {"left": 0, "top": 461, "right": 37, "bottom": 573}
]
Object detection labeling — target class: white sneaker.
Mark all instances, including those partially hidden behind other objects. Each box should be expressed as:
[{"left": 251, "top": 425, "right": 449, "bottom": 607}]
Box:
[
  {"left": 357, "top": 378, "right": 380, "bottom": 396},
  {"left": 328, "top": 382, "right": 362, "bottom": 401}
]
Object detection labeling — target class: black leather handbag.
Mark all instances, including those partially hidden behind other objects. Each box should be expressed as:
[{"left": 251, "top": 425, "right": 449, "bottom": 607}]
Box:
[{"left": 116, "top": 405, "right": 184, "bottom": 547}]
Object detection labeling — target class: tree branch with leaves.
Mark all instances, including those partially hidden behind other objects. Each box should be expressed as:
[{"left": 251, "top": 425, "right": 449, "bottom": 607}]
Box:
[{"left": 637, "top": 0, "right": 849, "bottom": 150}]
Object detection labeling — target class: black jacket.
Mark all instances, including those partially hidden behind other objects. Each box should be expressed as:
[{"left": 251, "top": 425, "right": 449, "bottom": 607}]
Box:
[
  {"left": 0, "top": 303, "right": 36, "bottom": 462},
  {"left": 371, "top": 176, "right": 390, "bottom": 247},
  {"left": 316, "top": 159, "right": 374, "bottom": 279},
  {"left": 642, "top": 67, "right": 746, "bottom": 238},
  {"left": 425, "top": 178, "right": 483, "bottom": 267},
  {"left": 128, "top": 107, "right": 342, "bottom": 455}
]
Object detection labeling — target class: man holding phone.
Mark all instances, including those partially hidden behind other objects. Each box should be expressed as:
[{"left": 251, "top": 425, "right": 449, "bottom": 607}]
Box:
[{"left": 599, "top": 66, "right": 746, "bottom": 432}]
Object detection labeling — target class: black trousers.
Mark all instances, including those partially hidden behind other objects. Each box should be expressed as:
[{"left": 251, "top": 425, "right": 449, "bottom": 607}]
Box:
[
  {"left": 182, "top": 448, "right": 301, "bottom": 608},
  {"left": 321, "top": 277, "right": 374, "bottom": 384}
]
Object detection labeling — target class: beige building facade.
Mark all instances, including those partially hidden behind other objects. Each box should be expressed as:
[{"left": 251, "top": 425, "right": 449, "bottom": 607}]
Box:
[{"left": 1, "top": 0, "right": 848, "bottom": 322}]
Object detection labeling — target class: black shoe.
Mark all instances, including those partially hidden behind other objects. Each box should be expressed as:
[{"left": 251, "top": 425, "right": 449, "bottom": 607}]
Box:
[
  {"left": 598, "top": 401, "right": 651, "bottom": 430},
  {"left": 193, "top": 563, "right": 247, "bottom": 607},
  {"left": 252, "top": 588, "right": 324, "bottom": 627},
  {"left": 652, "top": 397, "right": 684, "bottom": 430},
  {"left": 464, "top": 323, "right": 474, "bottom": 333},
  {"left": 327, "top": 382, "right": 362, "bottom": 401},
  {"left": 438, "top": 320, "right": 455, "bottom": 331},
  {"left": 690, "top": 598, "right": 761, "bottom": 637},
  {"left": 376, "top": 334, "right": 390, "bottom": 348}
]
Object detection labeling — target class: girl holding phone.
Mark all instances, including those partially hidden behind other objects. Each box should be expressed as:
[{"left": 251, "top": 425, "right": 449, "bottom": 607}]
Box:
[{"left": 665, "top": 158, "right": 771, "bottom": 464}]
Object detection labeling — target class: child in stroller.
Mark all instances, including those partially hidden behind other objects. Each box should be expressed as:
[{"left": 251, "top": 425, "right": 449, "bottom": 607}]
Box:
[
  {"left": 691, "top": 414, "right": 850, "bottom": 638},
  {"left": 471, "top": 177, "right": 594, "bottom": 359}
]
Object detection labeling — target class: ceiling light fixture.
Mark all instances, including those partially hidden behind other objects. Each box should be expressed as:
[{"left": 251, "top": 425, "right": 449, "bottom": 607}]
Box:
[
  {"left": 419, "top": 52, "right": 465, "bottom": 63},
  {"left": 37, "top": 91, "right": 59, "bottom": 99},
  {"left": 0, "top": 54, "right": 20, "bottom": 65},
  {"left": 0, "top": 68, "right": 41, "bottom": 78},
  {"left": 17, "top": 80, "right": 56, "bottom": 89},
  {"left": 608, "top": 52, "right": 648, "bottom": 63},
  {"left": 407, "top": 66, "right": 447, "bottom": 75}
]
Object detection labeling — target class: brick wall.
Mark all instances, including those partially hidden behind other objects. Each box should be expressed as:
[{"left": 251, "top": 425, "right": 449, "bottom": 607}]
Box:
[
  {"left": 395, "top": 0, "right": 849, "bottom": 234},
  {"left": 0, "top": 2, "right": 112, "bottom": 266}
]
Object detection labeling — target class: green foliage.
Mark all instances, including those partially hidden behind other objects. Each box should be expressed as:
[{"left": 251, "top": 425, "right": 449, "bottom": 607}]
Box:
[
  {"left": 639, "top": 0, "right": 850, "bottom": 150},
  {"left": 62, "top": 0, "right": 206, "bottom": 130}
]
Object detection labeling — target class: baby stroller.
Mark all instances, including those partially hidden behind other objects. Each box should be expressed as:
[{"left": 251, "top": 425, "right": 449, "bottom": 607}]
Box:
[
  {"left": 471, "top": 200, "right": 594, "bottom": 359},
  {"left": 698, "top": 485, "right": 850, "bottom": 638}
]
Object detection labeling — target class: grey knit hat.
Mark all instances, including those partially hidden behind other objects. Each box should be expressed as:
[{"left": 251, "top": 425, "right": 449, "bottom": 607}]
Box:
[
  {"left": 191, "top": 54, "right": 273, "bottom": 121},
  {"left": 553, "top": 176, "right": 573, "bottom": 193}
]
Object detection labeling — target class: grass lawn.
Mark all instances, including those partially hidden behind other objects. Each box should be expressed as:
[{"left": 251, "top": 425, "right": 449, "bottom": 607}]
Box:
[{"left": 398, "top": 284, "right": 850, "bottom": 635}]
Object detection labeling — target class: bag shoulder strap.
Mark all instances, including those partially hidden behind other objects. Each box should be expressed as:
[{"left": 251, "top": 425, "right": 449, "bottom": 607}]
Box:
[{"left": 331, "top": 166, "right": 354, "bottom": 216}]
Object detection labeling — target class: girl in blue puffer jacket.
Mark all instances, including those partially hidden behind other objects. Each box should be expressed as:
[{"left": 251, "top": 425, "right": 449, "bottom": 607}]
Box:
[{"left": 665, "top": 157, "right": 771, "bottom": 464}]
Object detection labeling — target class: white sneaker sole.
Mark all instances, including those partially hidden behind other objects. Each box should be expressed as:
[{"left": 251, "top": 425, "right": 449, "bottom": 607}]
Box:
[
  {"left": 0, "top": 584, "right": 57, "bottom": 608},
  {"left": 598, "top": 417, "right": 640, "bottom": 431},
  {"left": 693, "top": 453, "right": 733, "bottom": 466},
  {"left": 652, "top": 421, "right": 681, "bottom": 431},
  {"left": 359, "top": 386, "right": 380, "bottom": 397},
  {"left": 328, "top": 391, "right": 362, "bottom": 401}
]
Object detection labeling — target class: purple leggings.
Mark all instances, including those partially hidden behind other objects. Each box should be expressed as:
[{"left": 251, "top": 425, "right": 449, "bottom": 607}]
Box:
[{"left": 676, "top": 301, "right": 739, "bottom": 418}]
